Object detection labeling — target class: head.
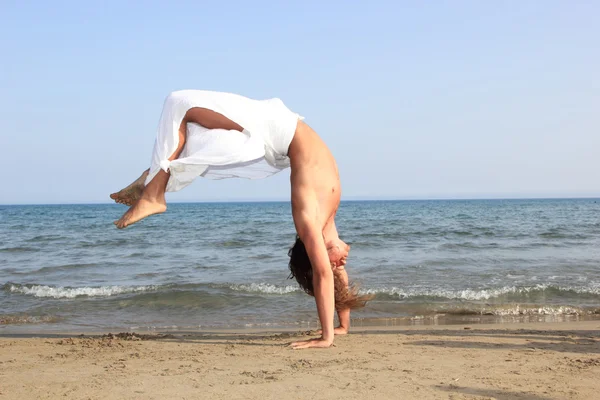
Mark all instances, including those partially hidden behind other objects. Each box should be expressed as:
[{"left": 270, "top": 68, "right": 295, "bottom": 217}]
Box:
[{"left": 288, "top": 236, "right": 373, "bottom": 310}]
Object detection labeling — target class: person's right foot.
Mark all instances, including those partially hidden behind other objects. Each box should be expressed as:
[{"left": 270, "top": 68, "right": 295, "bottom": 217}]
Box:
[
  {"left": 110, "top": 169, "right": 149, "bottom": 206},
  {"left": 114, "top": 197, "right": 167, "bottom": 229}
]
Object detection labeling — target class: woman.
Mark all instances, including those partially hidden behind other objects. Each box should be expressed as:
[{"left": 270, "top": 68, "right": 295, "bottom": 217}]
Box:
[{"left": 111, "top": 90, "right": 371, "bottom": 349}]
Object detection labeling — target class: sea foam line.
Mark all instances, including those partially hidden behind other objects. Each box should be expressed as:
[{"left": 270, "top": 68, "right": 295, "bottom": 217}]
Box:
[
  {"left": 482, "top": 305, "right": 588, "bottom": 316},
  {"left": 227, "top": 282, "right": 300, "bottom": 295},
  {"left": 364, "top": 284, "right": 600, "bottom": 301},
  {"left": 7, "top": 284, "right": 158, "bottom": 299}
]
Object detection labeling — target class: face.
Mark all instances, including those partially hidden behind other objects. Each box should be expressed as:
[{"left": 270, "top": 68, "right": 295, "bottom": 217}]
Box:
[{"left": 326, "top": 238, "right": 350, "bottom": 268}]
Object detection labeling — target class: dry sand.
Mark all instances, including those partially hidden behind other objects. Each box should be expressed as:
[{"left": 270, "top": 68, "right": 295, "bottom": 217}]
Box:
[{"left": 1, "top": 321, "right": 599, "bottom": 400}]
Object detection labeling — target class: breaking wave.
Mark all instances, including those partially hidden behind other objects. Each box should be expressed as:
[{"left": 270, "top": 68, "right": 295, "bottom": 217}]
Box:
[
  {"left": 364, "top": 284, "right": 600, "bottom": 301},
  {"left": 227, "top": 283, "right": 300, "bottom": 294},
  {"left": 4, "top": 283, "right": 159, "bottom": 299}
]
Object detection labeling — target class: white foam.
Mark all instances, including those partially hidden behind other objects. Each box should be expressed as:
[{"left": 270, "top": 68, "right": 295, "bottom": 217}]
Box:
[
  {"left": 229, "top": 283, "right": 300, "bottom": 295},
  {"left": 363, "top": 283, "right": 600, "bottom": 301},
  {"left": 487, "top": 305, "right": 584, "bottom": 316},
  {"left": 8, "top": 284, "right": 157, "bottom": 299}
]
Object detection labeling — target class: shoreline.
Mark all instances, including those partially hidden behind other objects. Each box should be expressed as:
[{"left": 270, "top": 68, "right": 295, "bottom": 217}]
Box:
[{"left": 2, "top": 318, "right": 600, "bottom": 338}]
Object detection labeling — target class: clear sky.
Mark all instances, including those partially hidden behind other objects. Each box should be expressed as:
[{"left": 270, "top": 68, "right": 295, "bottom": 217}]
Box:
[{"left": 1, "top": 1, "right": 598, "bottom": 204}]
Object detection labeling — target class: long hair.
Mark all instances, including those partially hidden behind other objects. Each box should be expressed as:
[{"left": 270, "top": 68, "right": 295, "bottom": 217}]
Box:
[{"left": 288, "top": 236, "right": 373, "bottom": 310}]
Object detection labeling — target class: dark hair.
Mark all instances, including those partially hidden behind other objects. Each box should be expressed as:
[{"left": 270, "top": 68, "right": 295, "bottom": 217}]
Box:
[{"left": 288, "top": 236, "right": 373, "bottom": 310}]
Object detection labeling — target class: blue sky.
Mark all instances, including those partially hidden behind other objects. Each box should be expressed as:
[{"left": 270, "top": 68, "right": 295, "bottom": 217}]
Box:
[{"left": 1, "top": 1, "right": 598, "bottom": 204}]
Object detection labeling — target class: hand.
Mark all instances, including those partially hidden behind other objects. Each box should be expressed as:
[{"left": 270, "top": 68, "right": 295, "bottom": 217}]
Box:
[
  {"left": 290, "top": 337, "right": 333, "bottom": 349},
  {"left": 330, "top": 257, "right": 346, "bottom": 271}
]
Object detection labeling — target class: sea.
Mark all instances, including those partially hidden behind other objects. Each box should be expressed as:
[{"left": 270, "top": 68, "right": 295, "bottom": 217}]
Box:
[{"left": 1, "top": 199, "right": 600, "bottom": 334}]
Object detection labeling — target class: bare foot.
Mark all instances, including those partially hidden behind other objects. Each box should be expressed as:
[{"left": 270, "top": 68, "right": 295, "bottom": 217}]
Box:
[
  {"left": 110, "top": 169, "right": 149, "bottom": 206},
  {"left": 114, "top": 197, "right": 166, "bottom": 229}
]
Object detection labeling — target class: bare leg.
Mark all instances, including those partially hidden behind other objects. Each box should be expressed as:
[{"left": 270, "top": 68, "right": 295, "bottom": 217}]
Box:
[
  {"left": 114, "top": 108, "right": 244, "bottom": 229},
  {"left": 110, "top": 169, "right": 149, "bottom": 206},
  {"left": 114, "top": 118, "right": 187, "bottom": 228}
]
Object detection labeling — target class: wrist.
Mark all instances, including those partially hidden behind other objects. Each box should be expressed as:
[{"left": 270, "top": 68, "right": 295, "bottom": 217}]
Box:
[
  {"left": 321, "top": 330, "right": 334, "bottom": 343},
  {"left": 321, "top": 337, "right": 334, "bottom": 346}
]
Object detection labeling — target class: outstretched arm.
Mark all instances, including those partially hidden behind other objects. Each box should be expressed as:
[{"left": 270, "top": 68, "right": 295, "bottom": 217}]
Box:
[{"left": 291, "top": 223, "right": 336, "bottom": 349}]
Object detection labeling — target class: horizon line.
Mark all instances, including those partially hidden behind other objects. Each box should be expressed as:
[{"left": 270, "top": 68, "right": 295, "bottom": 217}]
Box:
[{"left": 1, "top": 195, "right": 600, "bottom": 206}]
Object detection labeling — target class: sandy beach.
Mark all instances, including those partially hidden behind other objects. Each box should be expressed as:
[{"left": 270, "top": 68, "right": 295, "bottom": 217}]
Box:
[{"left": 1, "top": 321, "right": 599, "bottom": 400}]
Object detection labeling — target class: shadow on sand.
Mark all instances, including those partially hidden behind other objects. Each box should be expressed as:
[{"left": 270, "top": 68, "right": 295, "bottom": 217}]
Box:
[{"left": 433, "top": 384, "right": 558, "bottom": 400}]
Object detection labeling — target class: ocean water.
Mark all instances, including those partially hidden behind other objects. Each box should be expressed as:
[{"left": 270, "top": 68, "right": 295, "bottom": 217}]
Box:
[{"left": 1, "top": 199, "right": 600, "bottom": 333}]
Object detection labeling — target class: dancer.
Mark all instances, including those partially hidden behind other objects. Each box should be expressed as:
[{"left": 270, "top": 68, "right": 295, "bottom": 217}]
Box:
[{"left": 110, "top": 90, "right": 371, "bottom": 348}]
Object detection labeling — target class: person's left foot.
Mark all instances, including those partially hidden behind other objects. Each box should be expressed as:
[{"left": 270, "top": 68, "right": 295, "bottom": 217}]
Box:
[
  {"left": 110, "top": 169, "right": 149, "bottom": 206},
  {"left": 114, "top": 197, "right": 166, "bottom": 229}
]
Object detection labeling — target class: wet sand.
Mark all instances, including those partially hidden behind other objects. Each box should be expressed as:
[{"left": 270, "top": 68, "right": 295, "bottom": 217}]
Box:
[{"left": 1, "top": 321, "right": 599, "bottom": 399}]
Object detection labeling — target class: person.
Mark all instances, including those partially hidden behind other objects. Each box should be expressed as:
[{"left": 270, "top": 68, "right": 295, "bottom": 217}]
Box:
[{"left": 110, "top": 90, "right": 371, "bottom": 349}]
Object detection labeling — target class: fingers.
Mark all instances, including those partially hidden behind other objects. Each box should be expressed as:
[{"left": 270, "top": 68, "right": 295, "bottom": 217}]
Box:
[
  {"left": 330, "top": 258, "right": 347, "bottom": 271},
  {"left": 289, "top": 339, "right": 311, "bottom": 348},
  {"left": 289, "top": 338, "right": 333, "bottom": 349},
  {"left": 290, "top": 341, "right": 311, "bottom": 349},
  {"left": 291, "top": 341, "right": 316, "bottom": 349}
]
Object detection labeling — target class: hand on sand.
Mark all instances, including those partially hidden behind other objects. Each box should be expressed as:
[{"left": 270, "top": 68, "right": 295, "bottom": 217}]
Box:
[{"left": 290, "top": 337, "right": 333, "bottom": 350}]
